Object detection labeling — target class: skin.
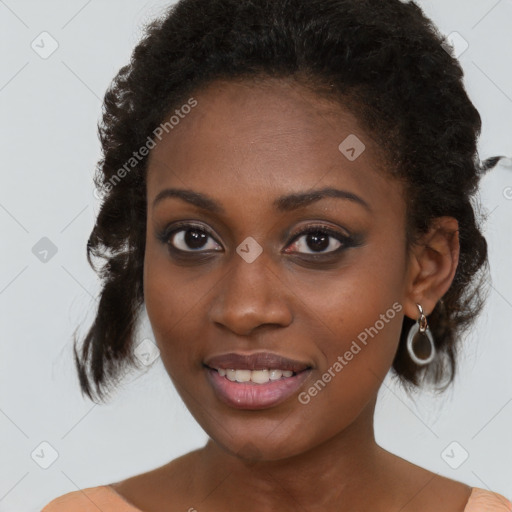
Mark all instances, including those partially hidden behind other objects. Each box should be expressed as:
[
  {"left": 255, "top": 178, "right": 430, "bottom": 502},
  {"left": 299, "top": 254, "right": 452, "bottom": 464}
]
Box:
[{"left": 111, "top": 77, "right": 468, "bottom": 512}]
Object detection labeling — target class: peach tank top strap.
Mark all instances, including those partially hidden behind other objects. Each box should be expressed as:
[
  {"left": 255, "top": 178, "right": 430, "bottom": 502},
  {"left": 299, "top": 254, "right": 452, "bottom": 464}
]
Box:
[
  {"left": 41, "top": 485, "right": 143, "bottom": 511},
  {"left": 464, "top": 487, "right": 512, "bottom": 512}
]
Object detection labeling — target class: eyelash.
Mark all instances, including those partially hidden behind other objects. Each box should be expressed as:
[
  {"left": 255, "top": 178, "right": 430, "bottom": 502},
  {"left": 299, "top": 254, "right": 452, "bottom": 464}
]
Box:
[{"left": 157, "top": 221, "right": 360, "bottom": 259}]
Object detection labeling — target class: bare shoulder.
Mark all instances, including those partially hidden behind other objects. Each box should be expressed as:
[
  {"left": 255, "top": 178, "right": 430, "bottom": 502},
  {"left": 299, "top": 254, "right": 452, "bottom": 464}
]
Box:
[
  {"left": 377, "top": 448, "right": 473, "bottom": 512},
  {"left": 41, "top": 454, "right": 198, "bottom": 512}
]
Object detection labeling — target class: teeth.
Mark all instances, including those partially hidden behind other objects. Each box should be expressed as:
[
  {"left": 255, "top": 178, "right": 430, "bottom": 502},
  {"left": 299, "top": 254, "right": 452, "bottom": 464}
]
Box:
[
  {"left": 251, "top": 370, "right": 269, "bottom": 384},
  {"left": 217, "top": 368, "right": 296, "bottom": 383},
  {"left": 235, "top": 369, "right": 251, "bottom": 382},
  {"left": 269, "top": 369, "right": 282, "bottom": 380}
]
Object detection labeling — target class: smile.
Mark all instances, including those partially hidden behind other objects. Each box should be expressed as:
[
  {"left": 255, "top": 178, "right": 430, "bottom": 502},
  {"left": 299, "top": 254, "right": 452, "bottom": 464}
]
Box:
[{"left": 203, "top": 352, "right": 313, "bottom": 410}]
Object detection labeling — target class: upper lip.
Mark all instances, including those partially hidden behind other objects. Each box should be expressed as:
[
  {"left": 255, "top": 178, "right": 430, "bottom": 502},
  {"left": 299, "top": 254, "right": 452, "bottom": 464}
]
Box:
[{"left": 204, "top": 352, "right": 311, "bottom": 372}]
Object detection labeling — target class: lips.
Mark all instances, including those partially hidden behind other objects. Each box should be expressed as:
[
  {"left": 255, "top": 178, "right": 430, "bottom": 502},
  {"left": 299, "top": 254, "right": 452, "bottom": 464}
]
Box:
[{"left": 203, "top": 352, "right": 313, "bottom": 410}]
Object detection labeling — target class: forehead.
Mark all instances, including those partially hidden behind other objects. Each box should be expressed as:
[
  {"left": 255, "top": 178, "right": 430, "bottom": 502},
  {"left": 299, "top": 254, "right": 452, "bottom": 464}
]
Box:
[{"left": 146, "top": 78, "right": 400, "bottom": 213}]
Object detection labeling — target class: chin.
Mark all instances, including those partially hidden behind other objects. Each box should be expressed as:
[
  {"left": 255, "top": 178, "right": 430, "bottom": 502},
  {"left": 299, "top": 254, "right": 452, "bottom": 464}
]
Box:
[{"left": 220, "top": 438, "right": 306, "bottom": 463}]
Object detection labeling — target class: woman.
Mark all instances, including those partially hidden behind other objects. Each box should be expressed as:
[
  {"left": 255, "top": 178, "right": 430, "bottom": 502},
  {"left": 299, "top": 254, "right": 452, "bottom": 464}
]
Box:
[{"left": 42, "top": 0, "right": 512, "bottom": 510}]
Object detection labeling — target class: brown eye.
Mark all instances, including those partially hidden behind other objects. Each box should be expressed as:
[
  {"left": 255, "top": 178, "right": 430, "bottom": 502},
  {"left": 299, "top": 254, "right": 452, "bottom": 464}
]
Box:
[
  {"left": 285, "top": 225, "right": 353, "bottom": 256},
  {"left": 162, "top": 223, "right": 222, "bottom": 253},
  {"left": 289, "top": 231, "right": 342, "bottom": 254}
]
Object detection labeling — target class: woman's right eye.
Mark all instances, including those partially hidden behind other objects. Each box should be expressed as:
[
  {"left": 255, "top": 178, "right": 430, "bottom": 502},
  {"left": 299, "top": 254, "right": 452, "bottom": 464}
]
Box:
[{"left": 162, "top": 224, "right": 222, "bottom": 253}]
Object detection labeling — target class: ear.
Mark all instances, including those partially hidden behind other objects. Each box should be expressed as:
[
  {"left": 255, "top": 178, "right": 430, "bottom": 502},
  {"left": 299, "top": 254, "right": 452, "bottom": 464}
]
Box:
[{"left": 403, "top": 216, "right": 460, "bottom": 321}]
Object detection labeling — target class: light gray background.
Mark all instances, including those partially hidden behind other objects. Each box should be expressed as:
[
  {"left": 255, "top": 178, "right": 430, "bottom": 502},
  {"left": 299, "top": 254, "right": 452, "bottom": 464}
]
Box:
[{"left": 1, "top": 1, "right": 511, "bottom": 511}]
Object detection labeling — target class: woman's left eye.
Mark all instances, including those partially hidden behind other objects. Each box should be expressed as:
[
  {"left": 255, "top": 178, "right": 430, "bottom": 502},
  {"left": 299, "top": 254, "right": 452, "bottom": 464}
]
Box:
[{"left": 285, "top": 227, "right": 348, "bottom": 255}]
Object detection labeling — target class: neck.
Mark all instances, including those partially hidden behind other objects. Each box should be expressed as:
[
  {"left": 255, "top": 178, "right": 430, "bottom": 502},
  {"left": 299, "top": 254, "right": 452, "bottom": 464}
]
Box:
[{"left": 195, "top": 395, "right": 392, "bottom": 511}]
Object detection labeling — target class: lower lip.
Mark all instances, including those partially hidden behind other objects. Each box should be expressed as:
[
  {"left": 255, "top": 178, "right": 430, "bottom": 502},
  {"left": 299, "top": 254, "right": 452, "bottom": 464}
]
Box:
[{"left": 205, "top": 368, "right": 312, "bottom": 410}]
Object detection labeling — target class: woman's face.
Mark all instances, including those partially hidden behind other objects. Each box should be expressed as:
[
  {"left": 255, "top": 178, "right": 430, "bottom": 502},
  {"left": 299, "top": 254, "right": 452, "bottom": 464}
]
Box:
[{"left": 144, "top": 78, "right": 411, "bottom": 460}]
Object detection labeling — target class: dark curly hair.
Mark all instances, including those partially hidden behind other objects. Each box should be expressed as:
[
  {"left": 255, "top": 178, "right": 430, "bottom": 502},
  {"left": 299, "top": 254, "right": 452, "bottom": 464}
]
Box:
[{"left": 74, "top": 0, "right": 507, "bottom": 403}]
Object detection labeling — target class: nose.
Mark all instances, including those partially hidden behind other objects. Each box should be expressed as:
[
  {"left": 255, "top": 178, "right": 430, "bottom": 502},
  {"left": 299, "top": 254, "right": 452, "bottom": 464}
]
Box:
[{"left": 208, "top": 250, "right": 293, "bottom": 336}]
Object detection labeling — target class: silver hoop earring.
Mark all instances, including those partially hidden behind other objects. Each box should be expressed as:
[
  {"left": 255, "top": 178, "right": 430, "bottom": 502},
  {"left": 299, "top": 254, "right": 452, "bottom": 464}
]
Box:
[{"left": 406, "top": 303, "right": 436, "bottom": 365}]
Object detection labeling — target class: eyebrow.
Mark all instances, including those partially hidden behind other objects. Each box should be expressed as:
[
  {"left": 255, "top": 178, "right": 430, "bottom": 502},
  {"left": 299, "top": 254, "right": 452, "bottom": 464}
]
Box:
[{"left": 152, "top": 187, "right": 371, "bottom": 213}]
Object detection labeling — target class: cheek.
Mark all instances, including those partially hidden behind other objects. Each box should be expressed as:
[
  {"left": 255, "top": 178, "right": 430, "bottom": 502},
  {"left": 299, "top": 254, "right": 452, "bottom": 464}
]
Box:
[
  {"left": 143, "top": 244, "right": 204, "bottom": 367},
  {"left": 290, "top": 275, "right": 404, "bottom": 437},
  {"left": 296, "top": 274, "right": 404, "bottom": 375}
]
